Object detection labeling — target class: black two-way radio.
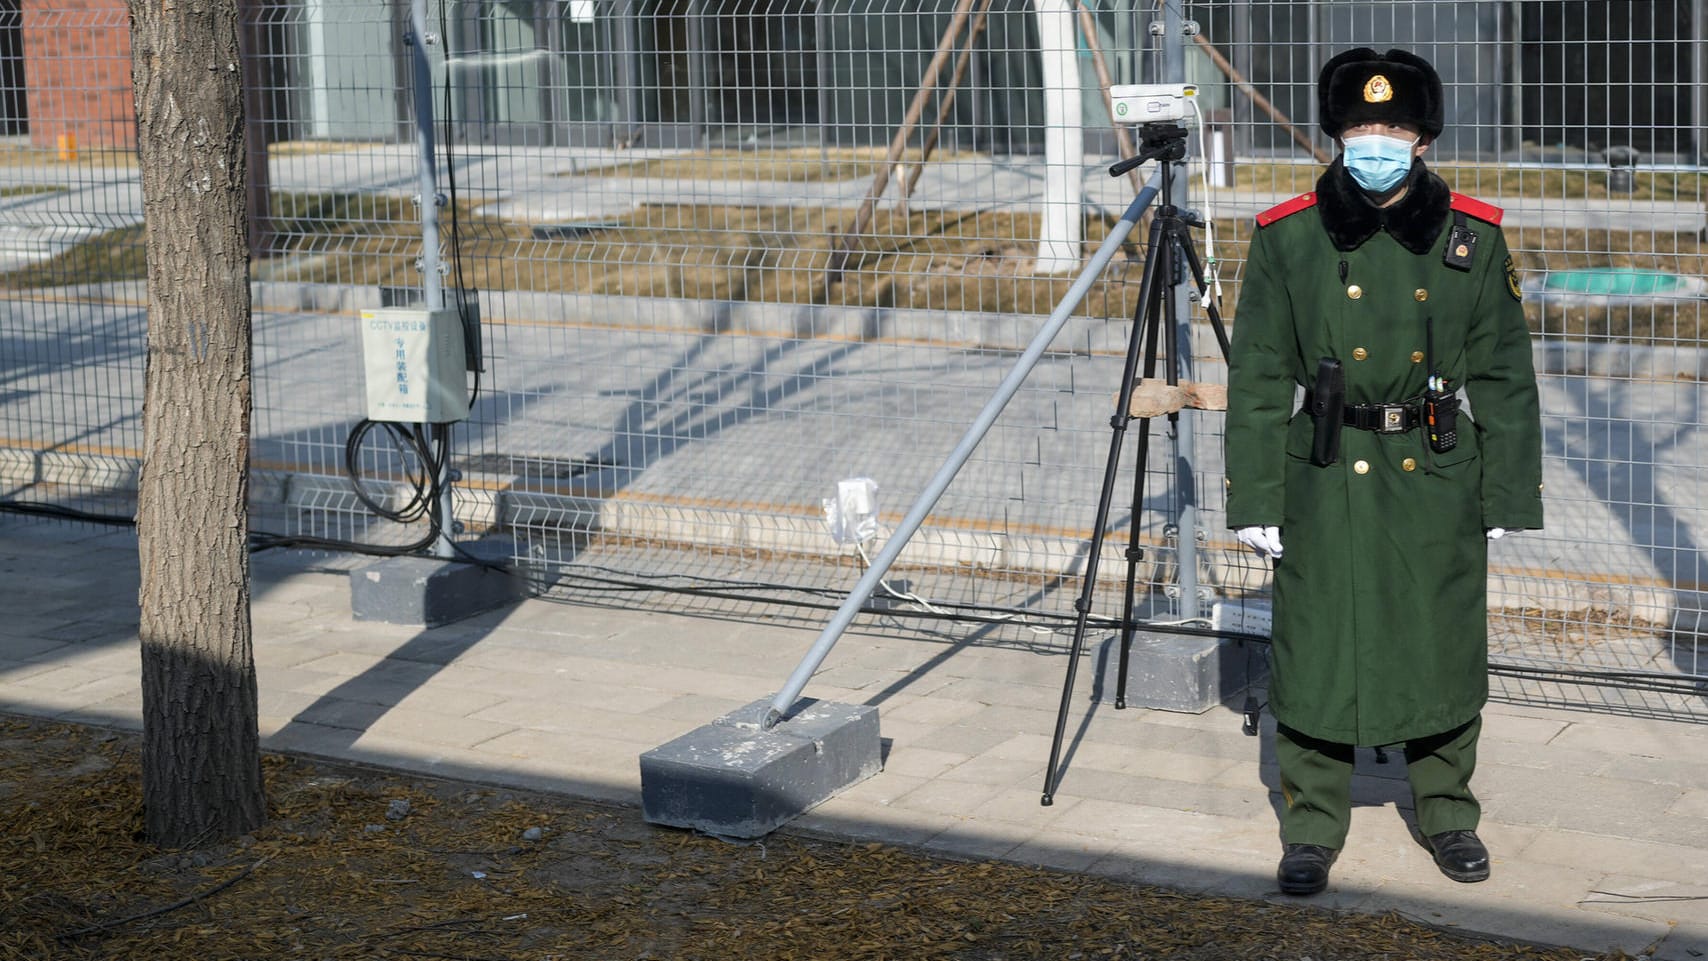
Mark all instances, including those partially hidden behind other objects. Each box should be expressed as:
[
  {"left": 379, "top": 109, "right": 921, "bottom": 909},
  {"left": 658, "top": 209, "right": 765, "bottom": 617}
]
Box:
[{"left": 1423, "top": 317, "right": 1459, "bottom": 454}]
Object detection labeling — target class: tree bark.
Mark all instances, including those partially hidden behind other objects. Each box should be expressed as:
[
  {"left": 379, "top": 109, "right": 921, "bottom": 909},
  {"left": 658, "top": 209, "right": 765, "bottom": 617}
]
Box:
[{"left": 129, "top": 0, "right": 265, "bottom": 848}]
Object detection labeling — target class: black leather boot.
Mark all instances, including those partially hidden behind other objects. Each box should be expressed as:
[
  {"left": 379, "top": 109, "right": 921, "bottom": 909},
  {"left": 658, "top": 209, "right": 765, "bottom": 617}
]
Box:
[
  {"left": 1277, "top": 843, "right": 1339, "bottom": 895},
  {"left": 1425, "top": 829, "right": 1490, "bottom": 883}
]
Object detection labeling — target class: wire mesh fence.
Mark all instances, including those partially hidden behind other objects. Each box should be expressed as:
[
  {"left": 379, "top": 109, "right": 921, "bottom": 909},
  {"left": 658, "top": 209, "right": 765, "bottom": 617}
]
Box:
[{"left": 1, "top": 0, "right": 1704, "bottom": 719}]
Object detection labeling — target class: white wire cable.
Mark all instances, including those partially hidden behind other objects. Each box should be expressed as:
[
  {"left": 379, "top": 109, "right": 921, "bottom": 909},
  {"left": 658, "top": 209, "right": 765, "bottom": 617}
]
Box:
[
  {"left": 1186, "top": 96, "right": 1224, "bottom": 306},
  {"left": 851, "top": 539, "right": 1059, "bottom": 634},
  {"left": 854, "top": 540, "right": 946, "bottom": 615}
]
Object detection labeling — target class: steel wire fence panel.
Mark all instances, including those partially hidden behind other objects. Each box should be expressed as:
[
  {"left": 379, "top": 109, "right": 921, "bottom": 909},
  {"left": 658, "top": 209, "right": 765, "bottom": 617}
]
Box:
[
  {"left": 1, "top": 0, "right": 1704, "bottom": 716},
  {"left": 404, "top": 0, "right": 1175, "bottom": 633},
  {"left": 0, "top": 0, "right": 143, "bottom": 519}
]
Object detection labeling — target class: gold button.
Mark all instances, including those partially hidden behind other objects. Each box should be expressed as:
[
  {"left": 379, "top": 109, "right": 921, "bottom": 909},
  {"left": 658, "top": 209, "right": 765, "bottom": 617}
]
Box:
[
  {"left": 1352, "top": 347, "right": 1368, "bottom": 361},
  {"left": 1539, "top": 482, "right": 1545, "bottom": 491},
  {"left": 1402, "top": 458, "right": 1417, "bottom": 472},
  {"left": 1411, "top": 350, "right": 1425, "bottom": 363},
  {"left": 1414, "top": 288, "right": 1429, "bottom": 302},
  {"left": 1347, "top": 284, "right": 1363, "bottom": 300},
  {"left": 1353, "top": 460, "right": 1370, "bottom": 474},
  {"left": 1224, "top": 478, "right": 1232, "bottom": 490}
]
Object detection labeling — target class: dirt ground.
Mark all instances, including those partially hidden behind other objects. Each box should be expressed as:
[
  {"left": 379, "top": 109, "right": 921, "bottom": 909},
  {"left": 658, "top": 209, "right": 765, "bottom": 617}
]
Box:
[{"left": 0, "top": 713, "right": 1633, "bottom": 961}]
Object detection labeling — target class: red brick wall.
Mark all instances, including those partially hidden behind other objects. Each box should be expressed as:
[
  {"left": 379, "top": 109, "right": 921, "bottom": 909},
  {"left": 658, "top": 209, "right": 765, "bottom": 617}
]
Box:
[{"left": 21, "top": 0, "right": 134, "bottom": 150}]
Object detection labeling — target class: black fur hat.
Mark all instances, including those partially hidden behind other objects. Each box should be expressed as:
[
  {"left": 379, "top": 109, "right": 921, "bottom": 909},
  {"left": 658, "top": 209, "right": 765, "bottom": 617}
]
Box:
[{"left": 1317, "top": 47, "right": 1443, "bottom": 139}]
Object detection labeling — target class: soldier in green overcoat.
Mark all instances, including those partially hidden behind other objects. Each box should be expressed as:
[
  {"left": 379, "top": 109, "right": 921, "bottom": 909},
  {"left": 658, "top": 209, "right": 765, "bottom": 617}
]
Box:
[{"left": 1223, "top": 48, "right": 1543, "bottom": 896}]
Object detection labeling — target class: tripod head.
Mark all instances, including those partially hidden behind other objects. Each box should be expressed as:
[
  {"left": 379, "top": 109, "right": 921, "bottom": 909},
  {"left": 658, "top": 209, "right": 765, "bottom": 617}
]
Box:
[{"left": 1109, "top": 122, "right": 1191, "bottom": 178}]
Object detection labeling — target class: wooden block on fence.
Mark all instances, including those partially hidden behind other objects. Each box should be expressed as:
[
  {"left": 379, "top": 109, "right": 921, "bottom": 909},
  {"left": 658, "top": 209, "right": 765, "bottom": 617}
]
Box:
[{"left": 1121, "top": 379, "right": 1229, "bottom": 418}]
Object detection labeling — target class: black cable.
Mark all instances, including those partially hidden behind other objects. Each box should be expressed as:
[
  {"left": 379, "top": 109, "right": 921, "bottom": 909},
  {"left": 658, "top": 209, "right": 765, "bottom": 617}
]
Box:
[
  {"left": 0, "top": 500, "right": 132, "bottom": 526},
  {"left": 438, "top": 553, "right": 1708, "bottom": 700},
  {"left": 0, "top": 497, "right": 443, "bottom": 556},
  {"left": 343, "top": 419, "right": 441, "bottom": 523},
  {"left": 1489, "top": 661, "right": 1708, "bottom": 683},
  {"left": 438, "top": 0, "right": 479, "bottom": 408},
  {"left": 247, "top": 418, "right": 446, "bottom": 557},
  {"left": 1, "top": 493, "right": 1704, "bottom": 699},
  {"left": 1487, "top": 660, "right": 1708, "bottom": 697},
  {"left": 247, "top": 529, "right": 438, "bottom": 556}
]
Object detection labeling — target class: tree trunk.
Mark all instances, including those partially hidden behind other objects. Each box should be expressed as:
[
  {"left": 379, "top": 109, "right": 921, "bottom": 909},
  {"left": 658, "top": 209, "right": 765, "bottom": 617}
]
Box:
[{"left": 130, "top": 0, "right": 265, "bottom": 848}]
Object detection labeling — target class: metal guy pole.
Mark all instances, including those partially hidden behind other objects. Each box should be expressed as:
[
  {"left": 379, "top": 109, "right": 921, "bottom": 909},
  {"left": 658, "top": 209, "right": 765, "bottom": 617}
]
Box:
[
  {"left": 760, "top": 172, "right": 1167, "bottom": 729},
  {"left": 1157, "top": 3, "right": 1202, "bottom": 619},
  {"left": 407, "top": 0, "right": 455, "bottom": 559}
]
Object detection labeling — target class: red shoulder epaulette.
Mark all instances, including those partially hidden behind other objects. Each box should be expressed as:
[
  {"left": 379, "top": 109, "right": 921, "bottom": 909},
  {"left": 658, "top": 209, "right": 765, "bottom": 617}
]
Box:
[
  {"left": 1449, "top": 192, "right": 1504, "bottom": 226},
  {"left": 1255, "top": 192, "right": 1317, "bottom": 227}
]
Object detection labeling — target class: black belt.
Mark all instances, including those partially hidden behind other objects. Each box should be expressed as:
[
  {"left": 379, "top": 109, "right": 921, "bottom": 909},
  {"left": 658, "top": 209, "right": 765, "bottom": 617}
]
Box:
[
  {"left": 1343, "top": 402, "right": 1421, "bottom": 433},
  {"left": 1304, "top": 400, "right": 1422, "bottom": 434}
]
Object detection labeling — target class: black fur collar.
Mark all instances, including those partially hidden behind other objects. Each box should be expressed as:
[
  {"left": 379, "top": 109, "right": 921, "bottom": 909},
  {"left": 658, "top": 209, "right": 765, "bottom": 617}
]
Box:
[{"left": 1315, "top": 157, "right": 1452, "bottom": 254}]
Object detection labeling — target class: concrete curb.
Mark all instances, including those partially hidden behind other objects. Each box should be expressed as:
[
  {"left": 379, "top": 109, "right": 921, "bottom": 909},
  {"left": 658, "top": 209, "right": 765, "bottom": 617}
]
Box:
[{"left": 3, "top": 446, "right": 1689, "bottom": 639}]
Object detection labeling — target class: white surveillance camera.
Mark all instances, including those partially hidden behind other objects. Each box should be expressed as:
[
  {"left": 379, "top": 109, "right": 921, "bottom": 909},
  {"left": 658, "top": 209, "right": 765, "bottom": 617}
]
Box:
[{"left": 1109, "top": 83, "right": 1197, "bottom": 124}]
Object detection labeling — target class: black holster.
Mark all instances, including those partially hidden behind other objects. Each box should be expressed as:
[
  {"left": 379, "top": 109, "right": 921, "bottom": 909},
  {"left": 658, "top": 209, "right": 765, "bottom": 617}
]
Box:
[{"left": 1309, "top": 357, "right": 1344, "bottom": 467}]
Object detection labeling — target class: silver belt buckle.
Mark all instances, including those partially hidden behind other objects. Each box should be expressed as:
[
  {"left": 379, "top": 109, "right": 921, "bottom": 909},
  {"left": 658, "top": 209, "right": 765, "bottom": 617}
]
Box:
[{"left": 1378, "top": 404, "right": 1407, "bottom": 433}]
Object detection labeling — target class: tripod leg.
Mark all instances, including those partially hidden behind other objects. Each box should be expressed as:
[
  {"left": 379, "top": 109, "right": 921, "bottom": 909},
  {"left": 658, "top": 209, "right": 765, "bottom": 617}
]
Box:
[
  {"left": 1042, "top": 215, "right": 1171, "bottom": 805},
  {"left": 1173, "top": 233, "right": 1231, "bottom": 362},
  {"left": 1114, "top": 248, "right": 1169, "bottom": 711},
  {"left": 1162, "top": 237, "right": 1182, "bottom": 390},
  {"left": 1114, "top": 419, "right": 1153, "bottom": 711}
]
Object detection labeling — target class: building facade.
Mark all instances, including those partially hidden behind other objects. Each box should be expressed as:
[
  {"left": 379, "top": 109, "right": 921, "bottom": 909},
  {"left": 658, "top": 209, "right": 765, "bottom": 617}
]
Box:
[{"left": 3, "top": 2, "right": 1703, "bottom": 162}]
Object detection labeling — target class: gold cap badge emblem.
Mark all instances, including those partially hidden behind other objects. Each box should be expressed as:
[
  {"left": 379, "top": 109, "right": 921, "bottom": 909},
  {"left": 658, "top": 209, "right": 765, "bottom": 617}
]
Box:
[{"left": 1363, "top": 75, "right": 1393, "bottom": 103}]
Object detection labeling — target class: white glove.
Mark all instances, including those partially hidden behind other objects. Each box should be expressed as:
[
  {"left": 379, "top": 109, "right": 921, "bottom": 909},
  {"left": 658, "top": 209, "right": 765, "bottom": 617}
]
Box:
[
  {"left": 1235, "top": 525, "right": 1283, "bottom": 559},
  {"left": 1486, "top": 527, "right": 1508, "bottom": 541}
]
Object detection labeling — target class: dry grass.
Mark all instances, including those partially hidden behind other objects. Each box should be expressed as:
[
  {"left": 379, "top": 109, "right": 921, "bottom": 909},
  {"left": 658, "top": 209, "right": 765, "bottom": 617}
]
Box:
[
  {"left": 1215, "top": 160, "right": 1708, "bottom": 205},
  {"left": 1439, "top": 163, "right": 1708, "bottom": 205},
  {"left": 0, "top": 222, "right": 146, "bottom": 290},
  {"left": 1506, "top": 226, "right": 1708, "bottom": 343},
  {"left": 1, "top": 714, "right": 1631, "bottom": 961},
  {"left": 0, "top": 185, "right": 66, "bottom": 199},
  {"left": 267, "top": 140, "right": 375, "bottom": 157},
  {"left": 573, "top": 147, "right": 970, "bottom": 184},
  {"left": 249, "top": 196, "right": 1157, "bottom": 320},
  {"left": 5, "top": 186, "right": 1708, "bottom": 343},
  {"left": 1209, "top": 219, "right": 1708, "bottom": 345},
  {"left": 1487, "top": 606, "right": 1672, "bottom": 660},
  {"left": 0, "top": 142, "right": 135, "bottom": 168}
]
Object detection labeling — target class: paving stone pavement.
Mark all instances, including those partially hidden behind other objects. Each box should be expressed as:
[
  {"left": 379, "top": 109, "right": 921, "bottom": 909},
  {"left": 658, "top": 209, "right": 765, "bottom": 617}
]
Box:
[{"left": 2, "top": 515, "right": 1706, "bottom": 959}]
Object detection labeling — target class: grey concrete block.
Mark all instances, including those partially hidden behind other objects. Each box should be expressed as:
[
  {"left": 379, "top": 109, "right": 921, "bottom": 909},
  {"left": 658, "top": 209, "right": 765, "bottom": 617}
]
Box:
[
  {"left": 640, "top": 697, "right": 881, "bottom": 838},
  {"left": 1100, "top": 632, "right": 1266, "bottom": 714},
  {"left": 349, "top": 544, "right": 526, "bottom": 628}
]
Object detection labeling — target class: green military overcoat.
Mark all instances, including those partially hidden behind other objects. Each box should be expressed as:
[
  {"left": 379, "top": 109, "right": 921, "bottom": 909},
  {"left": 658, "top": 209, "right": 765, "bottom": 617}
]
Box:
[{"left": 1224, "top": 159, "right": 1543, "bottom": 747}]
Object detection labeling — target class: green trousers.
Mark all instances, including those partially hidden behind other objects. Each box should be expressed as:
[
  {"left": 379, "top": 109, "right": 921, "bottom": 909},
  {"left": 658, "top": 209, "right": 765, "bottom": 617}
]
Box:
[{"left": 1275, "top": 715, "right": 1482, "bottom": 848}]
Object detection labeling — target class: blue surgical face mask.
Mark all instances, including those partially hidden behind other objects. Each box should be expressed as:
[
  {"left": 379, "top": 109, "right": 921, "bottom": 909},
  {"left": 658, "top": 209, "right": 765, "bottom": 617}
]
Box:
[{"left": 1341, "top": 133, "right": 1418, "bottom": 193}]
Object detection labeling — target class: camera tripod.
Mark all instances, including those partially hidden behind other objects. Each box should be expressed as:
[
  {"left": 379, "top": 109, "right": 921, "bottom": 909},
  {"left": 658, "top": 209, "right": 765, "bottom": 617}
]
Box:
[{"left": 1040, "top": 122, "right": 1234, "bottom": 806}]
